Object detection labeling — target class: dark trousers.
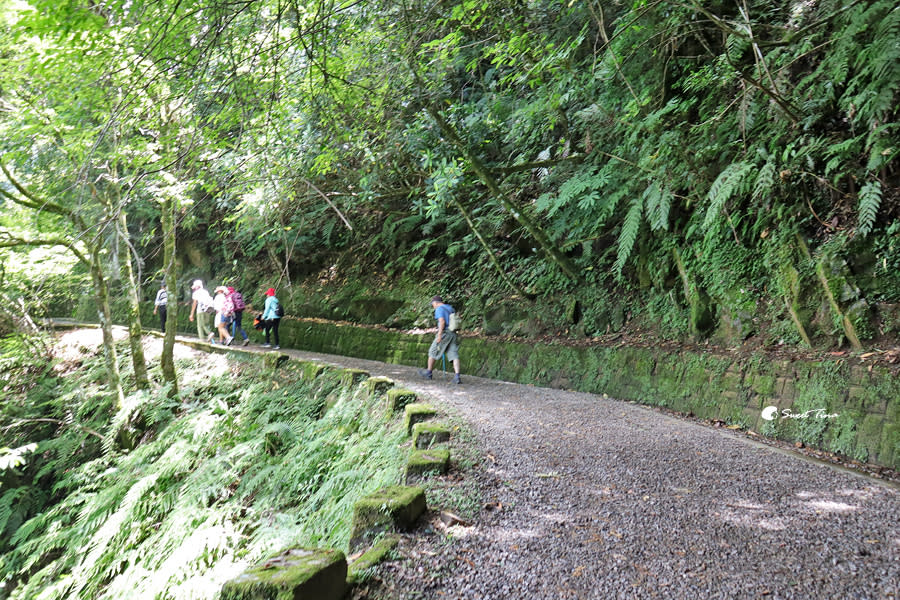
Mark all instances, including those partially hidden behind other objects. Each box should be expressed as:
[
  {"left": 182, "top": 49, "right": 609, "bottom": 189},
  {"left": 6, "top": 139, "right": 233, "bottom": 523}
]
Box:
[
  {"left": 264, "top": 318, "right": 280, "bottom": 345},
  {"left": 231, "top": 310, "right": 248, "bottom": 340},
  {"left": 158, "top": 305, "right": 167, "bottom": 332}
]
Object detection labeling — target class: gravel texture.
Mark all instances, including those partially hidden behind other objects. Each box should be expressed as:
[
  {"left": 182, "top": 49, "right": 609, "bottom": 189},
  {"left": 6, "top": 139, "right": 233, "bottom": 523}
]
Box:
[{"left": 275, "top": 347, "right": 899, "bottom": 600}]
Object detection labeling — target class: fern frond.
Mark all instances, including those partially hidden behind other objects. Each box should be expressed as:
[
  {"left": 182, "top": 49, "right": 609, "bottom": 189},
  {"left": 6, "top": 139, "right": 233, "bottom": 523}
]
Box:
[
  {"left": 753, "top": 158, "right": 776, "bottom": 202},
  {"left": 703, "top": 161, "right": 756, "bottom": 229},
  {"left": 614, "top": 197, "right": 644, "bottom": 276},
  {"left": 856, "top": 180, "right": 882, "bottom": 238},
  {"left": 824, "top": 135, "right": 864, "bottom": 177},
  {"left": 644, "top": 181, "right": 672, "bottom": 231}
]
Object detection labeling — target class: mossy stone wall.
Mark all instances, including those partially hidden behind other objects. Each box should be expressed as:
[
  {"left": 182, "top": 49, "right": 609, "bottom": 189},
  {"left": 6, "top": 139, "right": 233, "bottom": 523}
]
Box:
[{"left": 139, "top": 305, "right": 899, "bottom": 470}]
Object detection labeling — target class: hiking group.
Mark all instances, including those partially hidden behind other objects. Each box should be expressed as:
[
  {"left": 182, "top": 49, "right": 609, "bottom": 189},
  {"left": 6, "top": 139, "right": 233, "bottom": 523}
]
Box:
[
  {"left": 184, "top": 280, "right": 282, "bottom": 348},
  {"left": 160, "top": 285, "right": 459, "bottom": 377}
]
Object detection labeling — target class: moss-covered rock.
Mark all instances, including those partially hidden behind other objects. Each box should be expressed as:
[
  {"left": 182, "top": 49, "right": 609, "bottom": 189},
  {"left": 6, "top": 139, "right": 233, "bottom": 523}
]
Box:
[
  {"left": 412, "top": 422, "right": 451, "bottom": 449},
  {"left": 363, "top": 376, "right": 394, "bottom": 398},
  {"left": 386, "top": 388, "right": 417, "bottom": 412},
  {"left": 298, "top": 360, "right": 327, "bottom": 381},
  {"left": 219, "top": 547, "right": 347, "bottom": 600},
  {"left": 349, "top": 486, "right": 426, "bottom": 552},
  {"left": 403, "top": 403, "right": 437, "bottom": 435},
  {"left": 263, "top": 352, "right": 290, "bottom": 370},
  {"left": 405, "top": 448, "right": 450, "bottom": 483},
  {"left": 340, "top": 368, "right": 370, "bottom": 387},
  {"left": 347, "top": 535, "right": 400, "bottom": 584}
]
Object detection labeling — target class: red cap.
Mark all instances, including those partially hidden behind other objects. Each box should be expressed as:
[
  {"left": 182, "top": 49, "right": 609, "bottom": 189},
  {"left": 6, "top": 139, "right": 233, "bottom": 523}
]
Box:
[
  {"left": 265, "top": 288, "right": 276, "bottom": 296},
  {"left": 227, "top": 286, "right": 235, "bottom": 293}
]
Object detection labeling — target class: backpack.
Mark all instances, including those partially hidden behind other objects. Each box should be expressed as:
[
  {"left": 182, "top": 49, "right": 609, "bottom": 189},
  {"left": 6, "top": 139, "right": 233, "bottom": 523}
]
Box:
[
  {"left": 274, "top": 299, "right": 285, "bottom": 318},
  {"left": 231, "top": 291, "right": 246, "bottom": 311},
  {"left": 222, "top": 295, "right": 235, "bottom": 317},
  {"left": 448, "top": 311, "right": 460, "bottom": 332}
]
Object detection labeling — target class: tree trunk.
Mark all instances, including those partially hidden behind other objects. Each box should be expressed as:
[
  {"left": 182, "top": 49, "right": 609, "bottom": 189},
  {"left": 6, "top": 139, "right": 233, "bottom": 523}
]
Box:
[
  {"left": 160, "top": 196, "right": 178, "bottom": 393},
  {"left": 90, "top": 251, "right": 125, "bottom": 410},
  {"left": 117, "top": 211, "right": 150, "bottom": 389}
]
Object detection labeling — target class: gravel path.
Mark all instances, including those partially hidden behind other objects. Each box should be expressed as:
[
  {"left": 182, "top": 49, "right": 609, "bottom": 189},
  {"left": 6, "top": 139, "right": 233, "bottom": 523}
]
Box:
[{"left": 273, "top": 346, "right": 899, "bottom": 599}]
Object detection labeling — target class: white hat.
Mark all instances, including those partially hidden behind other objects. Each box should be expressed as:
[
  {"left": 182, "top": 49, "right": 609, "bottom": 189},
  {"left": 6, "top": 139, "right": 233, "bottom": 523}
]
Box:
[{"left": 191, "top": 279, "right": 203, "bottom": 290}]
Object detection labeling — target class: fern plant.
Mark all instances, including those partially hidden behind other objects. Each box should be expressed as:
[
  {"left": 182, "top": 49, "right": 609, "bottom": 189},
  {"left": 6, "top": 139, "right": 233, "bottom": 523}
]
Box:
[
  {"left": 856, "top": 180, "right": 882, "bottom": 238},
  {"left": 703, "top": 161, "right": 757, "bottom": 230}
]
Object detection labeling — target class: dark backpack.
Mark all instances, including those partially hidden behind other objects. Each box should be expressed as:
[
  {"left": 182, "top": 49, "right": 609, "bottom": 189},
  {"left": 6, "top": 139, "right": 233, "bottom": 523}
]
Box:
[
  {"left": 231, "top": 291, "right": 246, "bottom": 311},
  {"left": 275, "top": 299, "right": 285, "bottom": 318}
]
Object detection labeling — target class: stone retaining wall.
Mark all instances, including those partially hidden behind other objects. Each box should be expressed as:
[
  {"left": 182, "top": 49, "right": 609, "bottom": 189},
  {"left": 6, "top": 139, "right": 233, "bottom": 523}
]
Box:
[{"left": 142, "top": 306, "right": 900, "bottom": 470}]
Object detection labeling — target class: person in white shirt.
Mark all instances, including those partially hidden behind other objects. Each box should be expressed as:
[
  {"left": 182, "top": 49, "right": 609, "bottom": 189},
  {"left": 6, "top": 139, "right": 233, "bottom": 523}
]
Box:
[{"left": 189, "top": 280, "right": 215, "bottom": 341}]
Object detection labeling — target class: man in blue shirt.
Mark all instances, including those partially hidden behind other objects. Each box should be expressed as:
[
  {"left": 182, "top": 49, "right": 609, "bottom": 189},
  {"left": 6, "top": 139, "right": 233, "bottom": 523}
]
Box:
[{"left": 419, "top": 295, "right": 461, "bottom": 384}]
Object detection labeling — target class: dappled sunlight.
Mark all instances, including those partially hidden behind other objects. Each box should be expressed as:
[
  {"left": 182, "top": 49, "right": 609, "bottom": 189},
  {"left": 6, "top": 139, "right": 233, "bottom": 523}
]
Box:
[
  {"left": 141, "top": 336, "right": 199, "bottom": 362},
  {"left": 179, "top": 352, "right": 232, "bottom": 388},
  {"left": 718, "top": 503, "right": 788, "bottom": 532},
  {"left": 101, "top": 517, "right": 247, "bottom": 599},
  {"left": 802, "top": 499, "right": 858, "bottom": 513},
  {"left": 714, "top": 487, "right": 871, "bottom": 533},
  {"left": 54, "top": 328, "right": 127, "bottom": 363}
]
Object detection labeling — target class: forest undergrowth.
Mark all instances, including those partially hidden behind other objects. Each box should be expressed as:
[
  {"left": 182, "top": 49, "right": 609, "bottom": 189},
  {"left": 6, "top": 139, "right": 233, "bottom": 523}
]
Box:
[{"left": 0, "top": 329, "right": 408, "bottom": 600}]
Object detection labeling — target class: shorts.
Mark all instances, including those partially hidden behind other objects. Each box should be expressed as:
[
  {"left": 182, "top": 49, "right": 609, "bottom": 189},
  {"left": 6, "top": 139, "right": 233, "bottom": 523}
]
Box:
[
  {"left": 428, "top": 330, "right": 460, "bottom": 361},
  {"left": 215, "top": 313, "right": 231, "bottom": 327}
]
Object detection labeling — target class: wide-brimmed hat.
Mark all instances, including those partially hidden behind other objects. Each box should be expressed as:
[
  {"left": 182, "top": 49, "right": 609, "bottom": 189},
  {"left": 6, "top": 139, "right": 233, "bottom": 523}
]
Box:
[
  {"left": 214, "top": 286, "right": 228, "bottom": 294},
  {"left": 191, "top": 279, "right": 203, "bottom": 290}
]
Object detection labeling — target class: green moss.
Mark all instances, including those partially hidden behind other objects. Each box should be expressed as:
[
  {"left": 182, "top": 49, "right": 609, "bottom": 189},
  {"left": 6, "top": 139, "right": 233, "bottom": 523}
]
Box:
[
  {"left": 347, "top": 535, "right": 400, "bottom": 584},
  {"left": 263, "top": 352, "right": 290, "bottom": 370},
  {"left": 879, "top": 423, "right": 899, "bottom": 468},
  {"left": 340, "top": 368, "right": 370, "bottom": 387},
  {"left": 412, "top": 422, "right": 451, "bottom": 449},
  {"left": 856, "top": 414, "right": 883, "bottom": 461},
  {"left": 349, "top": 486, "right": 426, "bottom": 552},
  {"left": 219, "top": 548, "right": 347, "bottom": 600},
  {"left": 386, "top": 388, "right": 417, "bottom": 412},
  {"left": 406, "top": 448, "right": 450, "bottom": 483},
  {"left": 403, "top": 403, "right": 437, "bottom": 435},
  {"left": 300, "top": 361, "right": 327, "bottom": 381},
  {"left": 363, "top": 376, "right": 394, "bottom": 398}
]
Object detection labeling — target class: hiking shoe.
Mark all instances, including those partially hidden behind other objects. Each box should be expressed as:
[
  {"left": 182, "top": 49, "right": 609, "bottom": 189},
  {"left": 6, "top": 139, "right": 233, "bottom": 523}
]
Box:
[
  {"left": 452, "top": 374, "right": 461, "bottom": 384},
  {"left": 261, "top": 343, "right": 271, "bottom": 348},
  {"left": 242, "top": 338, "right": 250, "bottom": 346},
  {"left": 273, "top": 345, "right": 280, "bottom": 350},
  {"left": 418, "top": 369, "right": 433, "bottom": 380},
  {"left": 225, "top": 336, "right": 234, "bottom": 346}
]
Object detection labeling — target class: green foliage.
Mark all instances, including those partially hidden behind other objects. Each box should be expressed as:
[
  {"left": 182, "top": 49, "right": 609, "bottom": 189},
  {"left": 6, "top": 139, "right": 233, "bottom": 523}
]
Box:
[
  {"left": 0, "top": 334, "right": 407, "bottom": 599},
  {"left": 856, "top": 181, "right": 882, "bottom": 239},
  {"left": 614, "top": 197, "right": 644, "bottom": 277},
  {"left": 2, "top": 0, "right": 900, "bottom": 353}
]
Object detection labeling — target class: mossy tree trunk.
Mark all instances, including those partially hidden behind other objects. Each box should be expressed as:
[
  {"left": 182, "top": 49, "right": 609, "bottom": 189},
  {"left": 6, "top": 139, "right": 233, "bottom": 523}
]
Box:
[
  {"left": 89, "top": 248, "right": 126, "bottom": 410},
  {"left": 0, "top": 161, "right": 126, "bottom": 408},
  {"left": 160, "top": 195, "right": 178, "bottom": 393},
  {"left": 116, "top": 210, "right": 150, "bottom": 389}
]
